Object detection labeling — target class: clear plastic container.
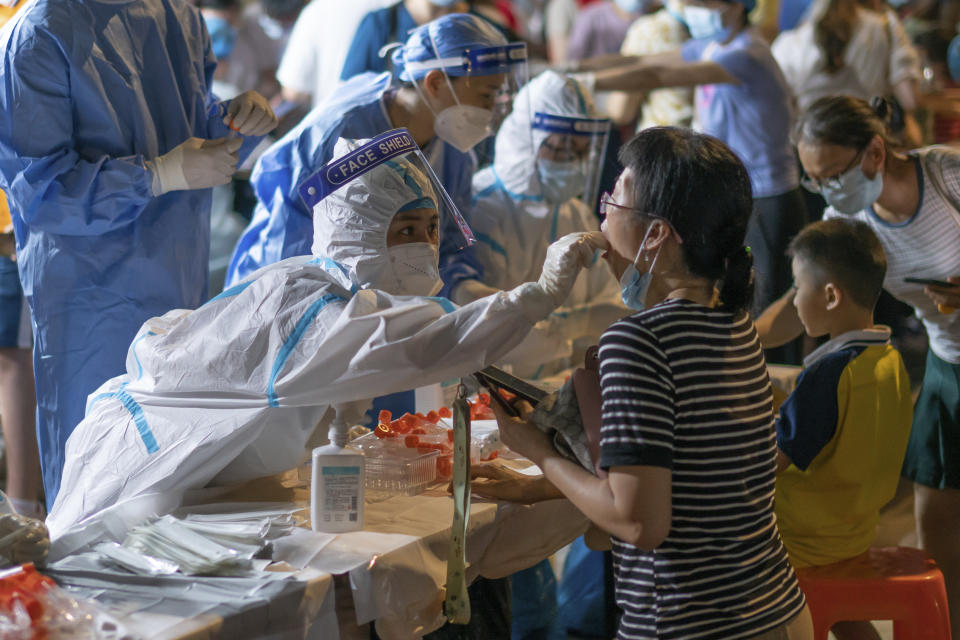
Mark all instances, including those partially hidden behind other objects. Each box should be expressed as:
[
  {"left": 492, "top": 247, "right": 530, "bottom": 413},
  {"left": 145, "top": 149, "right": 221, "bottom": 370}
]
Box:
[{"left": 350, "top": 433, "right": 439, "bottom": 498}]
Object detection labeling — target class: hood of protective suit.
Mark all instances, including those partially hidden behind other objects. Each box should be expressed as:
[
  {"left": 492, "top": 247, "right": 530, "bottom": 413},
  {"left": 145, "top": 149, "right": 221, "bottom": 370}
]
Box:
[
  {"left": 493, "top": 71, "right": 601, "bottom": 198},
  {"left": 311, "top": 137, "right": 439, "bottom": 294}
]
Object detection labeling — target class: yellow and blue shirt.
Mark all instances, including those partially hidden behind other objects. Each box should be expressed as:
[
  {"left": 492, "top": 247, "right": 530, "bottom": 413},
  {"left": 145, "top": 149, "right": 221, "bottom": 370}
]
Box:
[{"left": 775, "top": 327, "right": 913, "bottom": 568}]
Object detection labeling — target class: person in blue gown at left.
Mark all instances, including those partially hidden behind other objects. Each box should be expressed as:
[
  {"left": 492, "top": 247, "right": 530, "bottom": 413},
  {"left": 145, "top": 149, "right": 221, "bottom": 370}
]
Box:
[{"left": 0, "top": 0, "right": 276, "bottom": 507}]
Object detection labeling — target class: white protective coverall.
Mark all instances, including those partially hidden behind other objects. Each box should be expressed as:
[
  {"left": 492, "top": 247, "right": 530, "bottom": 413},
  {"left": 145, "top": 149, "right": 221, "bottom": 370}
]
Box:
[
  {"left": 47, "top": 136, "right": 602, "bottom": 555},
  {"left": 470, "top": 71, "right": 624, "bottom": 376}
]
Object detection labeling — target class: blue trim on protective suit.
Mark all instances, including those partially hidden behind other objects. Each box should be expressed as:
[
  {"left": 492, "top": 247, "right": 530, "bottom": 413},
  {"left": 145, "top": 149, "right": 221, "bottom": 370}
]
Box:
[
  {"left": 491, "top": 169, "right": 544, "bottom": 203},
  {"left": 130, "top": 331, "right": 157, "bottom": 381},
  {"left": 307, "top": 257, "right": 359, "bottom": 294},
  {"left": 426, "top": 296, "right": 456, "bottom": 313},
  {"left": 267, "top": 293, "right": 346, "bottom": 407},
  {"left": 207, "top": 280, "right": 254, "bottom": 304},
  {"left": 87, "top": 383, "right": 159, "bottom": 454},
  {"left": 475, "top": 232, "right": 508, "bottom": 260}
]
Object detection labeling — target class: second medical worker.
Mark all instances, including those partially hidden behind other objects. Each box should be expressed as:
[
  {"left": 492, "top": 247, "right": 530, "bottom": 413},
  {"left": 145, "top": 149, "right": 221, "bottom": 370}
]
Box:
[{"left": 227, "top": 13, "right": 527, "bottom": 300}]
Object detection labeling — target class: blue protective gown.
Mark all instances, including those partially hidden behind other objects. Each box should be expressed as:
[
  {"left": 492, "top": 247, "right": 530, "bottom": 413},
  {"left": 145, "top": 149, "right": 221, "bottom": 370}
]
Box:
[
  {"left": 0, "top": 0, "right": 260, "bottom": 506},
  {"left": 339, "top": 2, "right": 417, "bottom": 81},
  {"left": 225, "top": 72, "right": 481, "bottom": 295}
]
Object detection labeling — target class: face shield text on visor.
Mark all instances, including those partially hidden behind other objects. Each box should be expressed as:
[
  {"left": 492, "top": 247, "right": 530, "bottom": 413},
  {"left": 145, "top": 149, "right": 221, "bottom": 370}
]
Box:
[
  {"left": 405, "top": 42, "right": 529, "bottom": 153},
  {"left": 533, "top": 112, "right": 610, "bottom": 210},
  {"left": 299, "top": 129, "right": 476, "bottom": 296}
]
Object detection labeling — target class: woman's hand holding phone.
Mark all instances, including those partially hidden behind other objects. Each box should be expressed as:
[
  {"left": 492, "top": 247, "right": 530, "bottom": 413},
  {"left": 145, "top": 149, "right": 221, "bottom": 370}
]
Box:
[{"left": 907, "top": 276, "right": 960, "bottom": 313}]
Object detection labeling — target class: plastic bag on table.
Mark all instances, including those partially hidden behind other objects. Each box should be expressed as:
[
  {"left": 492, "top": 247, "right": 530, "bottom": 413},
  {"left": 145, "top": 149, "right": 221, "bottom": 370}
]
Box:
[
  {"left": 0, "top": 563, "right": 130, "bottom": 639},
  {"left": 0, "top": 492, "right": 49, "bottom": 568}
]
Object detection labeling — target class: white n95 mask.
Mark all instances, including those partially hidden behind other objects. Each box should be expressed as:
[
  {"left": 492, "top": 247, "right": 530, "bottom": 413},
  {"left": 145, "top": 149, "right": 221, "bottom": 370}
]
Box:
[
  {"left": 388, "top": 242, "right": 444, "bottom": 296},
  {"left": 434, "top": 105, "right": 494, "bottom": 153}
]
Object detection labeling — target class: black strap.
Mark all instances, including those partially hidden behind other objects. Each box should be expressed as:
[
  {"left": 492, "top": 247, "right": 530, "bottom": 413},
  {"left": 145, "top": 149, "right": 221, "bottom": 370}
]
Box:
[{"left": 384, "top": 2, "right": 402, "bottom": 75}]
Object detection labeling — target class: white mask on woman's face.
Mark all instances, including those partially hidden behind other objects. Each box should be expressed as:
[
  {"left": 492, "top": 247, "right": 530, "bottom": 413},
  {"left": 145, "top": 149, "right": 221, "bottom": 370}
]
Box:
[{"left": 386, "top": 242, "right": 443, "bottom": 296}]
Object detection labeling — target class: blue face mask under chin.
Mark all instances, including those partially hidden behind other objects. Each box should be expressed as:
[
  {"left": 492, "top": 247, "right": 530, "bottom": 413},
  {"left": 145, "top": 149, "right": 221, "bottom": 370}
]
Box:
[
  {"left": 619, "top": 225, "right": 661, "bottom": 311},
  {"left": 682, "top": 5, "right": 729, "bottom": 41}
]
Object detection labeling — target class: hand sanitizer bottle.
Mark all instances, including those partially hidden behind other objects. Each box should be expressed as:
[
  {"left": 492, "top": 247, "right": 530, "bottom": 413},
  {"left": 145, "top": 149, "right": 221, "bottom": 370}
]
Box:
[{"left": 311, "top": 406, "right": 365, "bottom": 533}]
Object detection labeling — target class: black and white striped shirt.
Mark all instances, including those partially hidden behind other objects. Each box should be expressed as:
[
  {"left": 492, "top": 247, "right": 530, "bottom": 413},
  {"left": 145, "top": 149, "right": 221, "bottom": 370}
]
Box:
[{"left": 599, "top": 299, "right": 805, "bottom": 640}]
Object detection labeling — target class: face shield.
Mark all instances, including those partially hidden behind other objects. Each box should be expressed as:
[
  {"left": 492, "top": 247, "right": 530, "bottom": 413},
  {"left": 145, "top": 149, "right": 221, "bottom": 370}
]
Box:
[
  {"left": 396, "top": 15, "right": 528, "bottom": 153},
  {"left": 533, "top": 112, "right": 610, "bottom": 210},
  {"left": 300, "top": 129, "right": 475, "bottom": 296}
]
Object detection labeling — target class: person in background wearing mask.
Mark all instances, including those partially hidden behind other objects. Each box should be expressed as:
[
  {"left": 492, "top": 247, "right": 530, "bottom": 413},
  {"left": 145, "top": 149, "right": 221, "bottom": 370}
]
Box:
[
  {"left": 470, "top": 70, "right": 624, "bottom": 376},
  {"left": 0, "top": 0, "right": 277, "bottom": 508},
  {"left": 201, "top": 0, "right": 305, "bottom": 101},
  {"left": 47, "top": 132, "right": 606, "bottom": 564},
  {"left": 226, "top": 13, "right": 527, "bottom": 304},
  {"left": 757, "top": 95, "right": 960, "bottom": 635},
  {"left": 569, "top": 0, "right": 806, "bottom": 363},
  {"left": 340, "top": 0, "right": 468, "bottom": 80},
  {"left": 566, "top": 0, "right": 643, "bottom": 62}
]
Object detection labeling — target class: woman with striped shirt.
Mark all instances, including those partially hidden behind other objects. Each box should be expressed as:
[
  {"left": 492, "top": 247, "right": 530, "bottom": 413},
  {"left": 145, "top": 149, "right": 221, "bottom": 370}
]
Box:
[{"left": 488, "top": 127, "right": 811, "bottom": 639}]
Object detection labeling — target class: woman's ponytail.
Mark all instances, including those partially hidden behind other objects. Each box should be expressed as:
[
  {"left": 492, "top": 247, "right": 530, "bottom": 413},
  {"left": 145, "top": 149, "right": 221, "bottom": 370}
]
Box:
[{"left": 718, "top": 245, "right": 755, "bottom": 314}]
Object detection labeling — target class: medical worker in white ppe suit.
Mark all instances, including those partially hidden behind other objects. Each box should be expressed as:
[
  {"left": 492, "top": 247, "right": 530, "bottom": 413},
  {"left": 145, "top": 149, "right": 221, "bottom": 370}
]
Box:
[
  {"left": 469, "top": 71, "right": 625, "bottom": 378},
  {"left": 48, "top": 129, "right": 606, "bottom": 554}
]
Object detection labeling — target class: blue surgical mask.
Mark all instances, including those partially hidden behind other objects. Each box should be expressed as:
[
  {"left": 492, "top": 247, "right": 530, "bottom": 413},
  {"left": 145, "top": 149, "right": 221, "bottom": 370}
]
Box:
[
  {"left": 204, "top": 15, "right": 238, "bottom": 61},
  {"left": 820, "top": 165, "right": 884, "bottom": 215},
  {"left": 615, "top": 0, "right": 646, "bottom": 14},
  {"left": 619, "top": 224, "right": 661, "bottom": 311},
  {"left": 538, "top": 158, "right": 586, "bottom": 204},
  {"left": 682, "top": 5, "right": 729, "bottom": 40}
]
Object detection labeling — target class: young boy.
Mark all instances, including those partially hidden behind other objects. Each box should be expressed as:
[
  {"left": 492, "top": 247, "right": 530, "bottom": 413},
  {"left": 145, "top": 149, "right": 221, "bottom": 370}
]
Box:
[{"left": 774, "top": 219, "right": 913, "bottom": 577}]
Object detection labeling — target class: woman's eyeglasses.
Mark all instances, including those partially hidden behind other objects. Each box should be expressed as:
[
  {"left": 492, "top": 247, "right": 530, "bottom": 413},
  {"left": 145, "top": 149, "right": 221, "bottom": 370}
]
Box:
[
  {"left": 800, "top": 146, "right": 866, "bottom": 193},
  {"left": 598, "top": 193, "right": 684, "bottom": 244},
  {"left": 599, "top": 192, "right": 646, "bottom": 217}
]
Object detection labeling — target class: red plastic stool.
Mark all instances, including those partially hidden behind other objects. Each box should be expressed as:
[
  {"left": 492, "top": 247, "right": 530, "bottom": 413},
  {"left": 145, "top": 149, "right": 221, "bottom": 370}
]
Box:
[{"left": 795, "top": 546, "right": 952, "bottom": 640}]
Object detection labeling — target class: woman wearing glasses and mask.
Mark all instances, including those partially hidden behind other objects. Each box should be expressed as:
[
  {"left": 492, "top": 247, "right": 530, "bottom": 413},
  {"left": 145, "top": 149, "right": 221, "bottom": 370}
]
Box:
[
  {"left": 758, "top": 94, "right": 960, "bottom": 635},
  {"left": 486, "top": 126, "right": 812, "bottom": 639}
]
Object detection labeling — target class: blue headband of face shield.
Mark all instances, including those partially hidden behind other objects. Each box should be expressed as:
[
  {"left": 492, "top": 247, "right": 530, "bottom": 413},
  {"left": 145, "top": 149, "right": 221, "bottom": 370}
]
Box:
[
  {"left": 396, "top": 42, "right": 528, "bottom": 82},
  {"left": 532, "top": 113, "right": 610, "bottom": 136},
  {"left": 389, "top": 156, "right": 438, "bottom": 213},
  {"left": 298, "top": 128, "right": 475, "bottom": 246},
  {"left": 398, "top": 198, "right": 437, "bottom": 213},
  {"left": 299, "top": 129, "right": 421, "bottom": 207}
]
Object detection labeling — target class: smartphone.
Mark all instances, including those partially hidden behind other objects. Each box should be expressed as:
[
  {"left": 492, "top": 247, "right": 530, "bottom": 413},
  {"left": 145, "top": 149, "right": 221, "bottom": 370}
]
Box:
[
  {"left": 904, "top": 277, "right": 959, "bottom": 288},
  {"left": 476, "top": 374, "right": 521, "bottom": 417},
  {"left": 474, "top": 367, "right": 549, "bottom": 405}
]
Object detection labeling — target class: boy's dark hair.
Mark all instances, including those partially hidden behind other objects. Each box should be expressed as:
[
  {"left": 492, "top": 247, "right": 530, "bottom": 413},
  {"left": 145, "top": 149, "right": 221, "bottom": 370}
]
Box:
[
  {"left": 618, "top": 126, "right": 754, "bottom": 313},
  {"left": 788, "top": 219, "right": 886, "bottom": 309}
]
